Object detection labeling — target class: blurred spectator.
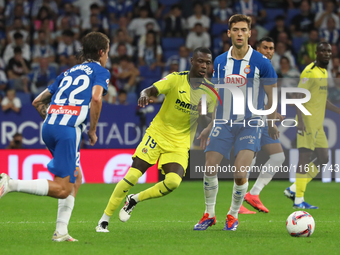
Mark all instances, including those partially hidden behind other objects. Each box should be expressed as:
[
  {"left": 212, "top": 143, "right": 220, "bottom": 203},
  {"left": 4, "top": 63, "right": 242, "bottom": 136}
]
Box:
[
  {"left": 234, "top": 0, "right": 266, "bottom": 23},
  {"left": 113, "top": 16, "right": 133, "bottom": 44},
  {"left": 6, "top": 46, "right": 30, "bottom": 93},
  {"left": 5, "top": 3, "right": 29, "bottom": 30},
  {"left": 310, "top": 0, "right": 324, "bottom": 14},
  {"left": 73, "top": 0, "right": 105, "bottom": 21},
  {"left": 138, "top": 21, "right": 159, "bottom": 47},
  {"left": 213, "top": 0, "right": 233, "bottom": 24},
  {"left": 331, "top": 43, "right": 339, "bottom": 58},
  {"left": 103, "top": 84, "right": 117, "bottom": 104},
  {"left": 116, "top": 89, "right": 128, "bottom": 105},
  {"left": 166, "top": 46, "right": 191, "bottom": 72},
  {"left": 186, "top": 23, "right": 211, "bottom": 51},
  {"left": 6, "top": 132, "right": 24, "bottom": 149},
  {"left": 55, "top": 17, "right": 78, "bottom": 43},
  {"left": 113, "top": 55, "right": 140, "bottom": 92},
  {"left": 111, "top": 43, "right": 131, "bottom": 64},
  {"left": 3, "top": 32, "right": 31, "bottom": 64},
  {"left": 32, "top": 30, "right": 55, "bottom": 63},
  {"left": 0, "top": 67, "right": 7, "bottom": 92},
  {"left": 108, "top": 0, "right": 133, "bottom": 22},
  {"left": 187, "top": 2, "right": 210, "bottom": 31},
  {"left": 249, "top": 28, "right": 258, "bottom": 48},
  {"left": 277, "top": 32, "right": 292, "bottom": 49},
  {"left": 315, "top": 1, "right": 340, "bottom": 30},
  {"left": 269, "top": 15, "right": 291, "bottom": 44},
  {"left": 277, "top": 56, "right": 300, "bottom": 88},
  {"left": 220, "top": 41, "right": 232, "bottom": 54},
  {"left": 81, "top": 14, "right": 107, "bottom": 38},
  {"left": 272, "top": 42, "right": 297, "bottom": 72},
  {"left": 34, "top": 6, "right": 54, "bottom": 31},
  {"left": 31, "top": 0, "right": 58, "bottom": 19},
  {"left": 57, "top": 3, "right": 80, "bottom": 31},
  {"left": 164, "top": 4, "right": 186, "bottom": 37},
  {"left": 82, "top": 3, "right": 109, "bottom": 35},
  {"left": 328, "top": 72, "right": 340, "bottom": 103},
  {"left": 250, "top": 15, "right": 268, "bottom": 40},
  {"left": 320, "top": 17, "right": 340, "bottom": 44},
  {"left": 7, "top": 18, "right": 29, "bottom": 44},
  {"left": 29, "top": 58, "right": 56, "bottom": 96},
  {"left": 163, "top": 59, "right": 179, "bottom": 77},
  {"left": 5, "top": 0, "right": 30, "bottom": 19},
  {"left": 1, "top": 89, "right": 21, "bottom": 113},
  {"left": 57, "top": 29, "right": 81, "bottom": 66},
  {"left": 128, "top": 6, "right": 160, "bottom": 39},
  {"left": 298, "top": 29, "right": 319, "bottom": 66},
  {"left": 138, "top": 31, "right": 162, "bottom": 68},
  {"left": 291, "top": 0, "right": 315, "bottom": 37},
  {"left": 330, "top": 57, "right": 340, "bottom": 78},
  {"left": 213, "top": 30, "right": 230, "bottom": 56},
  {"left": 110, "top": 29, "right": 134, "bottom": 60}
]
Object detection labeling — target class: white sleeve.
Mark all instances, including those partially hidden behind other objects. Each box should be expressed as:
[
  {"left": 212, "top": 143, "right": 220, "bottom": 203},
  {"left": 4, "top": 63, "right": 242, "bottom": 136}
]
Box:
[
  {"left": 14, "top": 98, "right": 21, "bottom": 108},
  {"left": 3, "top": 45, "right": 13, "bottom": 65},
  {"left": 157, "top": 45, "right": 162, "bottom": 55},
  {"left": 138, "top": 45, "right": 145, "bottom": 58},
  {"left": 1, "top": 97, "right": 8, "bottom": 106}
]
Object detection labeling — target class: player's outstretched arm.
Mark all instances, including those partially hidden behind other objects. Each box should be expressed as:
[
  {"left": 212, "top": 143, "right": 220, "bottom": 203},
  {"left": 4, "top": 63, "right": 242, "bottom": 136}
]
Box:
[
  {"left": 197, "top": 106, "right": 216, "bottom": 149},
  {"left": 138, "top": 85, "right": 158, "bottom": 107},
  {"left": 264, "top": 83, "right": 280, "bottom": 140},
  {"left": 326, "top": 100, "right": 340, "bottom": 115},
  {"left": 32, "top": 88, "right": 52, "bottom": 119},
  {"left": 88, "top": 85, "right": 104, "bottom": 146}
]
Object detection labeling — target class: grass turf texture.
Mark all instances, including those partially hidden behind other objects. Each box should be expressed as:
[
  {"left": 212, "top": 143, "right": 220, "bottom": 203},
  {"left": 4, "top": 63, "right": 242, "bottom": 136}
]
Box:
[{"left": 0, "top": 181, "right": 339, "bottom": 255}]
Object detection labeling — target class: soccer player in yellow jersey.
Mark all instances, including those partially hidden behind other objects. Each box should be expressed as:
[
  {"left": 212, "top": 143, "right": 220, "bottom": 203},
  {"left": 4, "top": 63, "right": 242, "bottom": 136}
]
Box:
[
  {"left": 284, "top": 42, "right": 340, "bottom": 209},
  {"left": 95, "top": 47, "right": 216, "bottom": 232}
]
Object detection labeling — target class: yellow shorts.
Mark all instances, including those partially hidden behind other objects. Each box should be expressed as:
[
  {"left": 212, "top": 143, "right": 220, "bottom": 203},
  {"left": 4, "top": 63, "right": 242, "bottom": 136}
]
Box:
[
  {"left": 133, "top": 131, "right": 189, "bottom": 175},
  {"left": 297, "top": 127, "right": 328, "bottom": 150}
]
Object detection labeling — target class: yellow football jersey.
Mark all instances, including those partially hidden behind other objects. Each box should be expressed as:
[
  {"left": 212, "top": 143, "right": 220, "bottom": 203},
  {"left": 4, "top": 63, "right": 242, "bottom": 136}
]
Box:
[
  {"left": 148, "top": 71, "right": 217, "bottom": 150},
  {"left": 297, "top": 62, "right": 328, "bottom": 127}
]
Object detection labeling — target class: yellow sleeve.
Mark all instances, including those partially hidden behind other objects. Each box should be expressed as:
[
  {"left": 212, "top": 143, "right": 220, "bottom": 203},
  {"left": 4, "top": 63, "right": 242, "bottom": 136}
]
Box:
[
  {"left": 153, "top": 73, "right": 177, "bottom": 95},
  {"left": 298, "top": 69, "right": 315, "bottom": 90}
]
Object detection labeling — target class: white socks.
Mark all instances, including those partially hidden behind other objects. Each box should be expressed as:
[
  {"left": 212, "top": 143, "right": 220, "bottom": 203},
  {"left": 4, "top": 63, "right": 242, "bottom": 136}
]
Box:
[
  {"left": 228, "top": 181, "right": 248, "bottom": 219},
  {"left": 203, "top": 174, "right": 218, "bottom": 217},
  {"left": 250, "top": 152, "right": 285, "bottom": 195},
  {"left": 295, "top": 196, "right": 304, "bottom": 204},
  {"left": 9, "top": 179, "right": 49, "bottom": 196},
  {"left": 99, "top": 212, "right": 111, "bottom": 224},
  {"left": 290, "top": 183, "right": 296, "bottom": 193},
  {"left": 56, "top": 195, "right": 75, "bottom": 235}
]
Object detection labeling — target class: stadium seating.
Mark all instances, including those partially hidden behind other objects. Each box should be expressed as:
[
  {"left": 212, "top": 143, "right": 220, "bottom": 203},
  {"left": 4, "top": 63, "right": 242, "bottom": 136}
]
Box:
[
  {"left": 163, "top": 50, "right": 178, "bottom": 62},
  {"left": 211, "top": 23, "right": 228, "bottom": 37},
  {"left": 264, "top": 8, "right": 285, "bottom": 31},
  {"left": 292, "top": 36, "right": 307, "bottom": 55},
  {"left": 162, "top": 38, "right": 185, "bottom": 51},
  {"left": 285, "top": 8, "right": 301, "bottom": 27},
  {"left": 139, "top": 66, "right": 162, "bottom": 79},
  {"left": 126, "top": 92, "right": 138, "bottom": 105},
  {"left": 16, "top": 91, "right": 32, "bottom": 105}
]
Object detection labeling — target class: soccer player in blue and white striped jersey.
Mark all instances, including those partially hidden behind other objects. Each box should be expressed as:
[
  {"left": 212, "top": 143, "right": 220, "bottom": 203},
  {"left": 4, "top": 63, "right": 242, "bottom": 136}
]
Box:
[
  {"left": 194, "top": 15, "right": 279, "bottom": 231},
  {"left": 0, "top": 32, "right": 110, "bottom": 241}
]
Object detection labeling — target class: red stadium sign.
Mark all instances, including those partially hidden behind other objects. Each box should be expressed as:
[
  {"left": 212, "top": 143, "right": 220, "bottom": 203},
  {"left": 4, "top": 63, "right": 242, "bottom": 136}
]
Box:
[{"left": 0, "top": 149, "right": 159, "bottom": 183}]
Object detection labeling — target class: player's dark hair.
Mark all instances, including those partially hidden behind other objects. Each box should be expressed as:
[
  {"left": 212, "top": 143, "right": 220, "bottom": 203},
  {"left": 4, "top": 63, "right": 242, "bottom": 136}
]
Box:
[
  {"left": 257, "top": 36, "right": 274, "bottom": 48},
  {"left": 77, "top": 32, "right": 110, "bottom": 62},
  {"left": 316, "top": 41, "right": 331, "bottom": 51},
  {"left": 193, "top": 47, "right": 212, "bottom": 57},
  {"left": 229, "top": 14, "right": 252, "bottom": 29}
]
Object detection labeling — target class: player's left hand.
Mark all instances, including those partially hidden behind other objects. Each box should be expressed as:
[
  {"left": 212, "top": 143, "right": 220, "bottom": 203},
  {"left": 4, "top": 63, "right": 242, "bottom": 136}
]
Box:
[
  {"left": 268, "top": 125, "right": 279, "bottom": 140},
  {"left": 197, "top": 126, "right": 211, "bottom": 150},
  {"left": 138, "top": 95, "right": 153, "bottom": 108},
  {"left": 276, "top": 112, "right": 285, "bottom": 122},
  {"left": 88, "top": 130, "right": 98, "bottom": 146}
]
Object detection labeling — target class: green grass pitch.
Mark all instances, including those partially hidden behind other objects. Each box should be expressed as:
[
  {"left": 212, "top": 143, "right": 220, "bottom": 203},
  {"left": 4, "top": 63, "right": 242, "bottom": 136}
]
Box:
[{"left": 0, "top": 181, "right": 339, "bottom": 255}]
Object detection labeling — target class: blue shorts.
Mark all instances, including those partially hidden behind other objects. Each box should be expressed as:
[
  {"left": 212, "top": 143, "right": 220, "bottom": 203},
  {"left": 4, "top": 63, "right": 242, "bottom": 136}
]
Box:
[
  {"left": 42, "top": 123, "right": 82, "bottom": 183},
  {"left": 260, "top": 125, "right": 280, "bottom": 148},
  {"left": 205, "top": 121, "right": 262, "bottom": 160}
]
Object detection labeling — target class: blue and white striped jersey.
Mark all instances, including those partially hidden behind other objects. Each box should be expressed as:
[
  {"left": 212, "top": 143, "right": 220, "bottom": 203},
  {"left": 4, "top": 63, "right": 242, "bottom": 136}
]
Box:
[
  {"left": 45, "top": 61, "right": 110, "bottom": 129},
  {"left": 213, "top": 46, "right": 277, "bottom": 121}
]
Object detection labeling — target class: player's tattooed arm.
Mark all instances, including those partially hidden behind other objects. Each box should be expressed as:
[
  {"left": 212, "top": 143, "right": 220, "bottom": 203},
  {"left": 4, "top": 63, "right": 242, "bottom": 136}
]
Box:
[
  {"left": 32, "top": 88, "right": 52, "bottom": 119},
  {"left": 138, "top": 85, "right": 158, "bottom": 107}
]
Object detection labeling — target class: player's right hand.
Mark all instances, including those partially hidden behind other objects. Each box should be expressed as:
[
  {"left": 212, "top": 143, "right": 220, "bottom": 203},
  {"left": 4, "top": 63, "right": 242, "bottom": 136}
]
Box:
[
  {"left": 138, "top": 95, "right": 153, "bottom": 108},
  {"left": 268, "top": 125, "right": 279, "bottom": 140},
  {"left": 297, "top": 121, "right": 306, "bottom": 136},
  {"left": 197, "top": 126, "right": 212, "bottom": 150},
  {"left": 88, "top": 131, "right": 98, "bottom": 146}
]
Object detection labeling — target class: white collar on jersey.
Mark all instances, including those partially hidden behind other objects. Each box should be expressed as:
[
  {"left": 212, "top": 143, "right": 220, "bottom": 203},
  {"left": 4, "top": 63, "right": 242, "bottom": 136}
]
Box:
[
  {"left": 227, "top": 45, "right": 253, "bottom": 62},
  {"left": 82, "top": 60, "right": 101, "bottom": 66}
]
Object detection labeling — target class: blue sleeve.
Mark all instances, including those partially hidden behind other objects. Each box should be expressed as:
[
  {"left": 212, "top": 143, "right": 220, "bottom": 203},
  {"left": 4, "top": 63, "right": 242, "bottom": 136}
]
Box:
[
  {"left": 94, "top": 67, "right": 110, "bottom": 96},
  {"left": 47, "top": 73, "right": 64, "bottom": 95},
  {"left": 260, "top": 57, "right": 277, "bottom": 85}
]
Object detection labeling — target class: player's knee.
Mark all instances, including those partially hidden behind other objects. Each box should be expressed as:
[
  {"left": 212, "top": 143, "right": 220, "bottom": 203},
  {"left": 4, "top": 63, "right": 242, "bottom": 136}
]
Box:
[
  {"left": 55, "top": 184, "right": 73, "bottom": 199},
  {"left": 164, "top": 172, "right": 182, "bottom": 191},
  {"left": 125, "top": 167, "right": 143, "bottom": 185},
  {"left": 270, "top": 152, "right": 285, "bottom": 165}
]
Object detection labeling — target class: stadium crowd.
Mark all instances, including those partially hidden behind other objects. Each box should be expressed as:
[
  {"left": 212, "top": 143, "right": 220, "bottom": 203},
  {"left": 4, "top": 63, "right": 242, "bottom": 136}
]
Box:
[{"left": 2, "top": 0, "right": 340, "bottom": 112}]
